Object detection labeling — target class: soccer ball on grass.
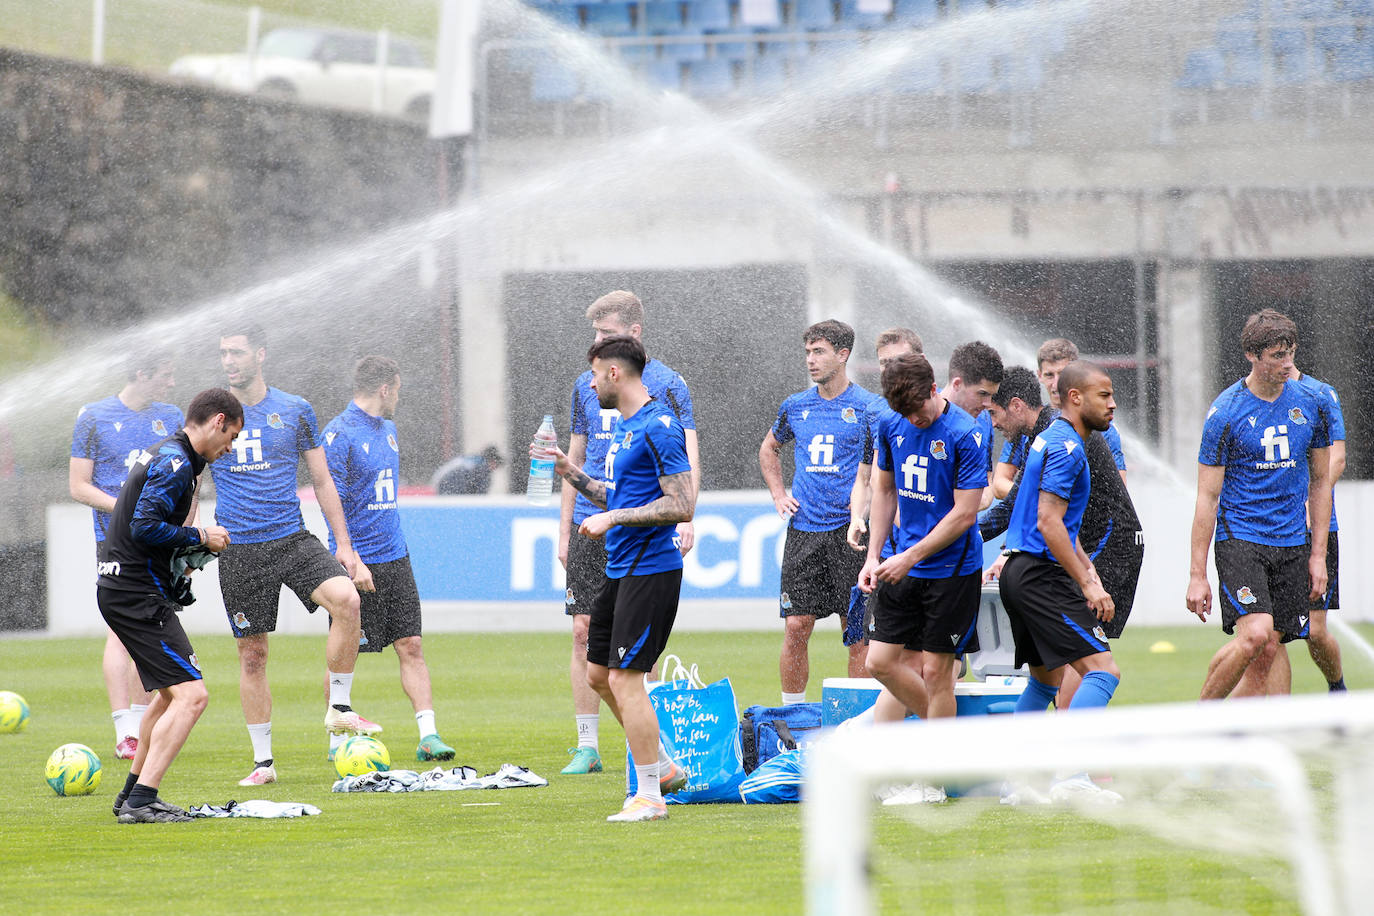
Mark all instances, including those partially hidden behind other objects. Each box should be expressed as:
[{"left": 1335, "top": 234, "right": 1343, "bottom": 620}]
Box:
[
  {"left": 334, "top": 735, "right": 390, "bottom": 778},
  {"left": 46, "top": 743, "right": 102, "bottom": 796},
  {"left": 0, "top": 690, "right": 29, "bottom": 733}
]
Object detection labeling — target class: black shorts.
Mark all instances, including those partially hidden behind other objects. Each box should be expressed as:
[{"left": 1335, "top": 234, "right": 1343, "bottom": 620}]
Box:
[
  {"left": 218, "top": 530, "right": 349, "bottom": 637},
  {"left": 564, "top": 529, "right": 608, "bottom": 616},
  {"left": 97, "top": 587, "right": 203, "bottom": 691},
  {"left": 998, "top": 552, "right": 1111, "bottom": 671},
  {"left": 1214, "top": 538, "right": 1310, "bottom": 642},
  {"left": 586, "top": 568, "right": 683, "bottom": 672},
  {"left": 870, "top": 572, "right": 981, "bottom": 655},
  {"left": 1093, "top": 541, "right": 1144, "bottom": 640},
  {"left": 329, "top": 555, "right": 422, "bottom": 652},
  {"left": 780, "top": 525, "right": 865, "bottom": 619},
  {"left": 1313, "top": 531, "right": 1339, "bottom": 612}
]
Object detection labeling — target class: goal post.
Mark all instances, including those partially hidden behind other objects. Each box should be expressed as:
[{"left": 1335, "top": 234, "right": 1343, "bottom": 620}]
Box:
[{"left": 804, "top": 692, "right": 1374, "bottom": 916}]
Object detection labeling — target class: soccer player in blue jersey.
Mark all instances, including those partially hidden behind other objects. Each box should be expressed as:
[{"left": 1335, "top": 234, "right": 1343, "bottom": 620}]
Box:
[
  {"left": 322, "top": 357, "right": 455, "bottom": 763},
  {"left": 1187, "top": 310, "right": 1332, "bottom": 701},
  {"left": 761, "top": 320, "right": 881, "bottom": 701},
  {"left": 100, "top": 388, "right": 242, "bottom": 822},
  {"left": 994, "top": 338, "right": 1127, "bottom": 499},
  {"left": 69, "top": 354, "right": 183, "bottom": 760},
  {"left": 558, "top": 291, "right": 698, "bottom": 776},
  {"left": 213, "top": 325, "right": 377, "bottom": 786},
  {"left": 539, "top": 334, "right": 696, "bottom": 822},
  {"left": 1231, "top": 360, "right": 1348, "bottom": 698},
  {"left": 982, "top": 366, "right": 1144, "bottom": 711},
  {"left": 860, "top": 354, "right": 985, "bottom": 752},
  {"left": 1000, "top": 361, "right": 1123, "bottom": 800}
]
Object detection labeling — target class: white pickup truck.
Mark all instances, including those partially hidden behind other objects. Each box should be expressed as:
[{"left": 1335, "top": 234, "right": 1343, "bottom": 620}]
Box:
[{"left": 170, "top": 26, "right": 434, "bottom": 122}]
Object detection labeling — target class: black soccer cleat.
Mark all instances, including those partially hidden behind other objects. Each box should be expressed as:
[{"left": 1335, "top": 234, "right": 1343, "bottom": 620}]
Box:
[{"left": 115, "top": 799, "right": 192, "bottom": 824}]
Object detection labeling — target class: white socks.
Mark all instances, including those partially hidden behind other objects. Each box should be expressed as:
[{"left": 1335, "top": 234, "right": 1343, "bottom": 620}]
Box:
[
  {"left": 782, "top": 691, "right": 807, "bottom": 705},
  {"left": 247, "top": 722, "right": 273, "bottom": 763},
  {"left": 130, "top": 703, "right": 148, "bottom": 735},
  {"left": 415, "top": 709, "right": 436, "bottom": 738},
  {"left": 111, "top": 708, "right": 136, "bottom": 740},
  {"left": 576, "top": 714, "right": 599, "bottom": 750},
  {"left": 634, "top": 762, "right": 663, "bottom": 802},
  {"left": 327, "top": 671, "right": 354, "bottom": 708}
]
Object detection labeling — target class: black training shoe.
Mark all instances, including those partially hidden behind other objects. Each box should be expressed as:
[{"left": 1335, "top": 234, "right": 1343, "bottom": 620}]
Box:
[{"left": 116, "top": 799, "right": 192, "bottom": 824}]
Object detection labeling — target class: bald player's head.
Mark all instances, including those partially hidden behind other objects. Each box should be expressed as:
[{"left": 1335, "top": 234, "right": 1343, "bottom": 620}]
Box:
[{"left": 1057, "top": 360, "right": 1115, "bottom": 433}]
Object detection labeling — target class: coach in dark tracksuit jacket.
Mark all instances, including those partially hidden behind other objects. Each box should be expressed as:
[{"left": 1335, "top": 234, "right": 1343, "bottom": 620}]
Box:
[{"left": 99, "top": 389, "right": 242, "bottom": 824}]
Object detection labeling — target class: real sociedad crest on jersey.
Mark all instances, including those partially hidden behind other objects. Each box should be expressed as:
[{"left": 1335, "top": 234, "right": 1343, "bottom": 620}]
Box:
[
  {"left": 841, "top": 407, "right": 857, "bottom": 423},
  {"left": 930, "top": 440, "right": 947, "bottom": 460},
  {"left": 266, "top": 413, "right": 284, "bottom": 429},
  {"left": 1237, "top": 586, "right": 1257, "bottom": 605},
  {"left": 151, "top": 419, "right": 167, "bottom": 436},
  {"left": 622, "top": 431, "right": 634, "bottom": 449},
  {"left": 1288, "top": 407, "right": 1307, "bottom": 425},
  {"left": 387, "top": 433, "right": 398, "bottom": 452}
]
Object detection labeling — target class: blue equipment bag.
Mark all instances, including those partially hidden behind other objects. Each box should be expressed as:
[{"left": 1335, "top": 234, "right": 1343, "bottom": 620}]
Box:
[
  {"left": 739, "top": 702, "right": 823, "bottom": 773},
  {"left": 739, "top": 747, "right": 806, "bottom": 804}
]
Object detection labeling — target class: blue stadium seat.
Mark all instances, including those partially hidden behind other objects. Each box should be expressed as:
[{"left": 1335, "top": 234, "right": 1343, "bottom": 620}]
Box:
[
  {"left": 1269, "top": 28, "right": 1306, "bottom": 54},
  {"left": 618, "top": 39, "right": 658, "bottom": 64},
  {"left": 954, "top": 0, "right": 991, "bottom": 13},
  {"left": 1273, "top": 0, "right": 1336, "bottom": 20},
  {"left": 687, "top": 0, "right": 732, "bottom": 30},
  {"left": 1314, "top": 25, "right": 1357, "bottom": 49},
  {"left": 1273, "top": 39, "right": 1313, "bottom": 85},
  {"left": 840, "top": 0, "right": 889, "bottom": 30},
  {"left": 643, "top": 59, "right": 684, "bottom": 88},
  {"left": 1327, "top": 42, "right": 1374, "bottom": 81},
  {"left": 1225, "top": 47, "right": 1264, "bottom": 87},
  {"left": 685, "top": 58, "right": 736, "bottom": 96},
  {"left": 712, "top": 36, "right": 760, "bottom": 59},
  {"left": 1351, "top": 0, "right": 1374, "bottom": 16},
  {"left": 1216, "top": 28, "right": 1258, "bottom": 53},
  {"left": 1177, "top": 47, "right": 1223, "bottom": 89},
  {"left": 892, "top": 0, "right": 939, "bottom": 26},
  {"left": 794, "top": 0, "right": 837, "bottom": 29},
  {"left": 530, "top": 2, "right": 581, "bottom": 29},
  {"left": 584, "top": 2, "right": 635, "bottom": 35},
  {"left": 747, "top": 55, "right": 790, "bottom": 93},
  {"left": 660, "top": 30, "right": 709, "bottom": 61},
  {"left": 644, "top": 2, "right": 685, "bottom": 33},
  {"left": 998, "top": 0, "right": 1034, "bottom": 9},
  {"left": 531, "top": 53, "right": 580, "bottom": 101}
]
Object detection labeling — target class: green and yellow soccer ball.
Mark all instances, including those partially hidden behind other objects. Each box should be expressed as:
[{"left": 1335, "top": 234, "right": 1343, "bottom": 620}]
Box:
[
  {"left": 0, "top": 690, "right": 29, "bottom": 733},
  {"left": 334, "top": 735, "right": 390, "bottom": 778},
  {"left": 46, "top": 743, "right": 102, "bottom": 796}
]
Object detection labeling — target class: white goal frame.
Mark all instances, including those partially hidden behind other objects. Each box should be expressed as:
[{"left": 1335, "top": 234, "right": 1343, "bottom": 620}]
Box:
[{"left": 805, "top": 692, "right": 1374, "bottom": 916}]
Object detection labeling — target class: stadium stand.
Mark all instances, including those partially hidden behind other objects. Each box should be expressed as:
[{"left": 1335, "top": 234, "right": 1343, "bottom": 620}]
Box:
[{"left": 517, "top": 0, "right": 1071, "bottom": 102}]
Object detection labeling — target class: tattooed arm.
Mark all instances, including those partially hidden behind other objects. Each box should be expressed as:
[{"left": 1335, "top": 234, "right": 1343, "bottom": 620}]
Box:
[{"left": 578, "top": 471, "right": 695, "bottom": 540}]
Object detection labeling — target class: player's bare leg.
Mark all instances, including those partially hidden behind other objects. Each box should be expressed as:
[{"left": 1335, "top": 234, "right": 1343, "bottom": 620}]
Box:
[
  {"left": 780, "top": 615, "right": 816, "bottom": 696},
  {"left": 1200, "top": 614, "right": 1276, "bottom": 700}
]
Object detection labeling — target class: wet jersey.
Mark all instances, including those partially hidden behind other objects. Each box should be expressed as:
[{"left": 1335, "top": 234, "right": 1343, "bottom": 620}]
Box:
[
  {"left": 1199, "top": 378, "right": 1331, "bottom": 548},
  {"left": 1291, "top": 373, "right": 1345, "bottom": 533},
  {"left": 97, "top": 431, "right": 205, "bottom": 600},
  {"left": 209, "top": 387, "right": 321, "bottom": 543},
  {"left": 570, "top": 358, "right": 694, "bottom": 526},
  {"left": 603, "top": 400, "right": 692, "bottom": 578},
  {"left": 71, "top": 396, "right": 184, "bottom": 541},
  {"left": 1007, "top": 417, "right": 1091, "bottom": 561},
  {"left": 322, "top": 402, "right": 407, "bottom": 564},
  {"left": 873, "top": 401, "right": 986, "bottom": 577},
  {"left": 772, "top": 382, "right": 881, "bottom": 532}
]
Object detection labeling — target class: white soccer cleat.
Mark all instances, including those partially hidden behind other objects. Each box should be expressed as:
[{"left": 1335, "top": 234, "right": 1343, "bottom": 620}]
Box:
[
  {"left": 324, "top": 708, "right": 382, "bottom": 736},
  {"left": 607, "top": 795, "right": 668, "bottom": 822},
  {"left": 1049, "top": 773, "right": 1122, "bottom": 806},
  {"left": 238, "top": 764, "right": 277, "bottom": 787}
]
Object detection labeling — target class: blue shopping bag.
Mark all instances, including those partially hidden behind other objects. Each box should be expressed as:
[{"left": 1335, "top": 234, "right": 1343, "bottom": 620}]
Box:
[{"left": 626, "top": 658, "right": 746, "bottom": 804}]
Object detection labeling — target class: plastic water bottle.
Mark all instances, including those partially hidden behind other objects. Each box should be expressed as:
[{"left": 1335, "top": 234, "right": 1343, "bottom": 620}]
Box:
[{"left": 527, "top": 415, "right": 556, "bottom": 506}]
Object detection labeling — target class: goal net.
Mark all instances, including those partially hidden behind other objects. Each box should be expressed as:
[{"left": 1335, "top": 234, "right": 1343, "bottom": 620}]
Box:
[{"left": 804, "top": 692, "right": 1374, "bottom": 916}]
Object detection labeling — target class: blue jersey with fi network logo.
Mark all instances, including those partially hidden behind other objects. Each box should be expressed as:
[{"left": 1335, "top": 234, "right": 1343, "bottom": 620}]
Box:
[{"left": 772, "top": 382, "right": 880, "bottom": 532}]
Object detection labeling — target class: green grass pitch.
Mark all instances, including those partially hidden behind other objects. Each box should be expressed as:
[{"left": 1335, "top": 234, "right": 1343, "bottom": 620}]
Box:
[{"left": 1, "top": 624, "right": 1367, "bottom": 914}]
